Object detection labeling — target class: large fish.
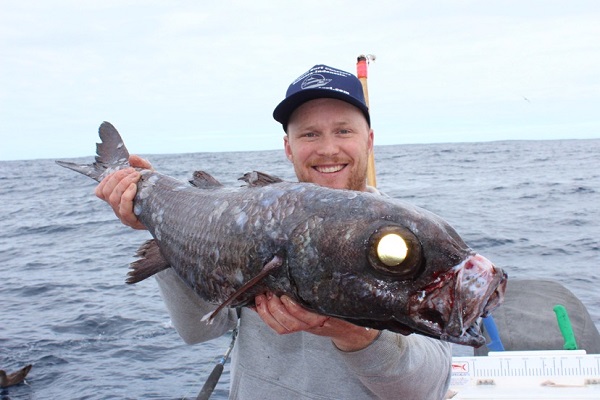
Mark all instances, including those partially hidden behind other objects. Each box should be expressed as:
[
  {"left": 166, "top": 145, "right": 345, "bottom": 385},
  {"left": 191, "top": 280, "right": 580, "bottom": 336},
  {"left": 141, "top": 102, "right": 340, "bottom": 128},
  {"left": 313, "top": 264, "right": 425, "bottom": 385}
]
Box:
[{"left": 58, "top": 122, "right": 507, "bottom": 347}]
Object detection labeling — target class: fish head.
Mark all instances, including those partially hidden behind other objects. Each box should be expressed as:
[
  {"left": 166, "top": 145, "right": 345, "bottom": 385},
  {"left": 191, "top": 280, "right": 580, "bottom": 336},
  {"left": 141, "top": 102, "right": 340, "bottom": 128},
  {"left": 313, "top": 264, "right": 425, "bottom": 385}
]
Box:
[
  {"left": 289, "top": 195, "right": 507, "bottom": 347},
  {"left": 377, "top": 207, "right": 508, "bottom": 347},
  {"left": 406, "top": 253, "right": 507, "bottom": 346}
]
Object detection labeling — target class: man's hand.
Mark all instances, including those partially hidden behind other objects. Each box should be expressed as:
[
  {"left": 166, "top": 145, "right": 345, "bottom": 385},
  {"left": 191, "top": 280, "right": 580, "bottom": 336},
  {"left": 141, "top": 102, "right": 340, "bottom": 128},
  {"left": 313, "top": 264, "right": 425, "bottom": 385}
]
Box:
[
  {"left": 95, "top": 155, "right": 151, "bottom": 230},
  {"left": 254, "top": 292, "right": 380, "bottom": 352}
]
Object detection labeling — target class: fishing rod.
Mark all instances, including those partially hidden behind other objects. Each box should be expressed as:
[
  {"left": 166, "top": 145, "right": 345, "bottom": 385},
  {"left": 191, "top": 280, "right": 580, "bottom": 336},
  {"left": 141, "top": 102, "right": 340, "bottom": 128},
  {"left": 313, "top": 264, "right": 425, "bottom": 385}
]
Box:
[
  {"left": 356, "top": 54, "right": 377, "bottom": 188},
  {"left": 195, "top": 318, "right": 240, "bottom": 400}
]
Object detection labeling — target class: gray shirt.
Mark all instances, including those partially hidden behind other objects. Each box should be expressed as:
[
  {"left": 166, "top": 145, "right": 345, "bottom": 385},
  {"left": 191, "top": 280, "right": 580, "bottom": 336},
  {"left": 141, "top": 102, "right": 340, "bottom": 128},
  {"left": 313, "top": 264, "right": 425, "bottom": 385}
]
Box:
[{"left": 156, "top": 268, "right": 452, "bottom": 400}]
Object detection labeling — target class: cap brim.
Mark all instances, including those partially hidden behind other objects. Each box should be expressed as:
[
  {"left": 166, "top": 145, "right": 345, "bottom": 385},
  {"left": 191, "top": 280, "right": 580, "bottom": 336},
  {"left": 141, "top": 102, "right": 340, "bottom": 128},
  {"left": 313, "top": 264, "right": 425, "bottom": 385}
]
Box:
[{"left": 273, "top": 89, "right": 370, "bottom": 128}]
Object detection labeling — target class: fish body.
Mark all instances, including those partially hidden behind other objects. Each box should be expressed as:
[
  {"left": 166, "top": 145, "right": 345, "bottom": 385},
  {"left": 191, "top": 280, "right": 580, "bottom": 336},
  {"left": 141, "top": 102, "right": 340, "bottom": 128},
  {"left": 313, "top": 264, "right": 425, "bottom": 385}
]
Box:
[{"left": 58, "top": 122, "right": 507, "bottom": 347}]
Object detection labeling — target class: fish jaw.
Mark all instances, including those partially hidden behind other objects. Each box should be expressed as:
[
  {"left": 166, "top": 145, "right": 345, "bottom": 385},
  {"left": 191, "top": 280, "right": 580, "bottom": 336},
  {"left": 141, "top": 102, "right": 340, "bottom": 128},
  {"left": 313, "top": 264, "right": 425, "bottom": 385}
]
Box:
[{"left": 407, "top": 254, "right": 507, "bottom": 347}]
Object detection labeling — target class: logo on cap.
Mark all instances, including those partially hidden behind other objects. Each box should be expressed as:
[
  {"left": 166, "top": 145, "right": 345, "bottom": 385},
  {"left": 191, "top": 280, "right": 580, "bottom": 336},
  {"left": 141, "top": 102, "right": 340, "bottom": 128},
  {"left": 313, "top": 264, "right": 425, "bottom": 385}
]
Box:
[{"left": 300, "top": 74, "right": 332, "bottom": 90}]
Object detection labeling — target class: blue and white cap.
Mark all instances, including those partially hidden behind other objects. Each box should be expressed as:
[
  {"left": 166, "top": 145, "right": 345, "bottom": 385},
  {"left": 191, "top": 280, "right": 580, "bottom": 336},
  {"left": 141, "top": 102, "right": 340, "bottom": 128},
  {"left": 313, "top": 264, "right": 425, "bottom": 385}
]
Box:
[{"left": 273, "top": 64, "right": 370, "bottom": 130}]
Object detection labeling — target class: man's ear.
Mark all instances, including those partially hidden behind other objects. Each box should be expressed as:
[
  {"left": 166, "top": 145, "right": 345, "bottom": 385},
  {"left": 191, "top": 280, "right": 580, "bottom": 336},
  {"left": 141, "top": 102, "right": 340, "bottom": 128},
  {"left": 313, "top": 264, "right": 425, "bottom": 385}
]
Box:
[{"left": 283, "top": 135, "right": 293, "bottom": 162}]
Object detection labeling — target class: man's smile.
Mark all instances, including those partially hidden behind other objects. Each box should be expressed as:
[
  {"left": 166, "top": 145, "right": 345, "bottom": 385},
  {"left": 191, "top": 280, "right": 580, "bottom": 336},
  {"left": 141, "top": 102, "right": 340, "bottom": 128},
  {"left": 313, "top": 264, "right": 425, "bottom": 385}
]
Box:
[{"left": 313, "top": 164, "right": 346, "bottom": 174}]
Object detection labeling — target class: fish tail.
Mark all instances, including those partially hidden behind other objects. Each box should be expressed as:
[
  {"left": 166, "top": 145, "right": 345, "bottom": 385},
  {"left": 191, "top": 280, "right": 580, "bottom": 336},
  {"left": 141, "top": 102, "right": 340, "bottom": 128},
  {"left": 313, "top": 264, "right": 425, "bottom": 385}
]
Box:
[{"left": 56, "top": 121, "right": 130, "bottom": 182}]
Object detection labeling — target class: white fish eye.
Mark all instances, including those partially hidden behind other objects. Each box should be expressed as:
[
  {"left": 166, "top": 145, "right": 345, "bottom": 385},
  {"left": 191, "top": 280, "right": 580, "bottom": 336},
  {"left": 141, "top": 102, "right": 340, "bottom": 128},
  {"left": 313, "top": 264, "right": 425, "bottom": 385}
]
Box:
[
  {"left": 368, "top": 226, "right": 422, "bottom": 278},
  {"left": 377, "top": 234, "right": 408, "bottom": 266}
]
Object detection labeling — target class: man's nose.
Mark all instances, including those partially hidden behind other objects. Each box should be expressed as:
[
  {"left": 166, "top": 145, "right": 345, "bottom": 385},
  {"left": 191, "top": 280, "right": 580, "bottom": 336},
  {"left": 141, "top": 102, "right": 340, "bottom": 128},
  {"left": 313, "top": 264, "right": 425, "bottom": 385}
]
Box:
[{"left": 316, "top": 135, "right": 340, "bottom": 156}]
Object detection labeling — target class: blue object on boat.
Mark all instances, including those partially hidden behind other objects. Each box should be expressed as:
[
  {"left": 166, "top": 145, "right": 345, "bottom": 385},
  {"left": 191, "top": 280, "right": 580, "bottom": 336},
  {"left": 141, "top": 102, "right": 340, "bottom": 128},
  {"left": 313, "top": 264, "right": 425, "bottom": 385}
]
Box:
[{"left": 483, "top": 315, "right": 505, "bottom": 351}]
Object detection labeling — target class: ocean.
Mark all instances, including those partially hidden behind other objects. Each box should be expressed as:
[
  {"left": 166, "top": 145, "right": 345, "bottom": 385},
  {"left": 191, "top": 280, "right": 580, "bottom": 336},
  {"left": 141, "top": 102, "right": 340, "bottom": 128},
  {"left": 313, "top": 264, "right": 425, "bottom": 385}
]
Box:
[{"left": 1, "top": 138, "right": 598, "bottom": 399}]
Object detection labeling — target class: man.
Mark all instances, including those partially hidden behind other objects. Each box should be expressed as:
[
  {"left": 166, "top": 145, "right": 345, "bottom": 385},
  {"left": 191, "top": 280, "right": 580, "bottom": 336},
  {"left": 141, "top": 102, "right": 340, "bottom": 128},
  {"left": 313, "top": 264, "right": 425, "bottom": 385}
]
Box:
[{"left": 96, "top": 64, "right": 452, "bottom": 399}]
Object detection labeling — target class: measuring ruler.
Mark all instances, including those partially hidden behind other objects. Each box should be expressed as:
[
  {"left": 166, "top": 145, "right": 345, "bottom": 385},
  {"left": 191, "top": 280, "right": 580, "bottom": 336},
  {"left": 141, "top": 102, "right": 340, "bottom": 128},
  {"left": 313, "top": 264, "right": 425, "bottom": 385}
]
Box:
[{"left": 449, "top": 350, "right": 600, "bottom": 399}]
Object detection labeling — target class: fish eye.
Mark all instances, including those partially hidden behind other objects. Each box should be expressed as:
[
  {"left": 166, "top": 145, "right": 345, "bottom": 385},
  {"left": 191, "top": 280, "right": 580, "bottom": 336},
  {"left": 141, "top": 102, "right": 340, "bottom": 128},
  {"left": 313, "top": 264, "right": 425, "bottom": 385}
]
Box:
[
  {"left": 377, "top": 234, "right": 408, "bottom": 266},
  {"left": 368, "top": 226, "right": 422, "bottom": 278}
]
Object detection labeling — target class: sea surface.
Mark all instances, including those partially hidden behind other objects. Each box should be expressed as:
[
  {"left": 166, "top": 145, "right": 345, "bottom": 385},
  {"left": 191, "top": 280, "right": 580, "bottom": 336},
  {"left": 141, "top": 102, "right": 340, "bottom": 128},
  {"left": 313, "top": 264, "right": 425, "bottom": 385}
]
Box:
[{"left": 1, "top": 138, "right": 598, "bottom": 399}]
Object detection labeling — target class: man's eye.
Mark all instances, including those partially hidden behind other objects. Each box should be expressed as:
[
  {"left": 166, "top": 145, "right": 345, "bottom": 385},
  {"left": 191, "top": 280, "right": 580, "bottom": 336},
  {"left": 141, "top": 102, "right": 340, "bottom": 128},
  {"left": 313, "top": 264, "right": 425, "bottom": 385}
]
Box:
[{"left": 339, "top": 129, "right": 351, "bottom": 134}]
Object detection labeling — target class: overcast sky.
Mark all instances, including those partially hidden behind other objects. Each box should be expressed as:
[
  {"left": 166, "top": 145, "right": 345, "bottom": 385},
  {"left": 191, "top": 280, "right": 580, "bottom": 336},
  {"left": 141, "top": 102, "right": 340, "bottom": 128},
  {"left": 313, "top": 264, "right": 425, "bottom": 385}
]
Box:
[{"left": 1, "top": 1, "right": 599, "bottom": 161}]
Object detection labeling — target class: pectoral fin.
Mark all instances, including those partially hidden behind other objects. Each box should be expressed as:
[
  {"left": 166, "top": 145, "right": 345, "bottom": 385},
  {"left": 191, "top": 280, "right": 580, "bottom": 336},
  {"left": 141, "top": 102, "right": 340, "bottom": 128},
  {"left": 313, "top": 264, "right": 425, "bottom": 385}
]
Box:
[
  {"left": 206, "top": 255, "right": 284, "bottom": 320},
  {"left": 127, "top": 239, "right": 170, "bottom": 284}
]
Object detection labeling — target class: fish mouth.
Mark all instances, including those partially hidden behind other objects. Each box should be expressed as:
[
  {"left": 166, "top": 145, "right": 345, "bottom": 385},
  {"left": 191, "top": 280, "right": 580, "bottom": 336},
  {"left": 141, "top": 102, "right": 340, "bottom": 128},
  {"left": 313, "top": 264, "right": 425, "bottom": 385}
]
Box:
[{"left": 406, "top": 254, "right": 508, "bottom": 347}]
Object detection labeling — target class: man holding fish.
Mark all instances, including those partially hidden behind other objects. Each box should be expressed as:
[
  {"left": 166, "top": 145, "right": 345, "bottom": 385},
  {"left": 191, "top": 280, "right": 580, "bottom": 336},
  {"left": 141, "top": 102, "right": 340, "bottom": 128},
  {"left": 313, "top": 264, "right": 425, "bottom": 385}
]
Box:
[{"left": 96, "top": 64, "right": 454, "bottom": 399}]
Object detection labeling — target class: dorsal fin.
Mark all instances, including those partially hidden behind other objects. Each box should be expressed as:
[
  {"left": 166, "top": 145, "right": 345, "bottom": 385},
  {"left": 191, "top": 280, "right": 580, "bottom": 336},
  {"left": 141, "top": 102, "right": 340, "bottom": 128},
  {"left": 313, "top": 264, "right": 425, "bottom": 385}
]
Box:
[
  {"left": 189, "top": 170, "right": 223, "bottom": 188},
  {"left": 238, "top": 171, "right": 284, "bottom": 187},
  {"left": 127, "top": 239, "right": 171, "bottom": 284},
  {"left": 205, "top": 255, "right": 284, "bottom": 321}
]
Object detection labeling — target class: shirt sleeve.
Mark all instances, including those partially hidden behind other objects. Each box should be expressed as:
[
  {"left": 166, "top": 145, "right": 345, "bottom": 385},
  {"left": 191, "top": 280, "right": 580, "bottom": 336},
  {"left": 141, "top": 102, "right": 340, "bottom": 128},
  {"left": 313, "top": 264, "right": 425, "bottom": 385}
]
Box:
[
  {"left": 339, "top": 330, "right": 452, "bottom": 400},
  {"left": 154, "top": 268, "right": 237, "bottom": 344}
]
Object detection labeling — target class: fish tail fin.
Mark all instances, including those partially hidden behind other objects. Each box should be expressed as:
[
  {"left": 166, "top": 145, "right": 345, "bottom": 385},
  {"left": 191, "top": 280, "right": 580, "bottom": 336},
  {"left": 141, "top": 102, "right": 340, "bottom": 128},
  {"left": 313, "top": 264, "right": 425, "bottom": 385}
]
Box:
[
  {"left": 127, "top": 239, "right": 171, "bottom": 284},
  {"left": 56, "top": 121, "right": 130, "bottom": 182}
]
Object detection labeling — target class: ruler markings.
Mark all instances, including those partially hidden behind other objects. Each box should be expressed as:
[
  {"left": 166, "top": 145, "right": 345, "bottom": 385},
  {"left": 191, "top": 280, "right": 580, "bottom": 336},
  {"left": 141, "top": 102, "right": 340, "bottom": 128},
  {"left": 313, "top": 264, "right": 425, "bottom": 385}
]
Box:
[{"left": 452, "top": 352, "right": 600, "bottom": 385}]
